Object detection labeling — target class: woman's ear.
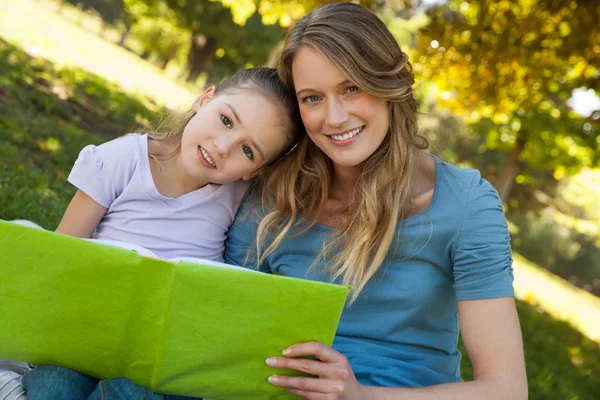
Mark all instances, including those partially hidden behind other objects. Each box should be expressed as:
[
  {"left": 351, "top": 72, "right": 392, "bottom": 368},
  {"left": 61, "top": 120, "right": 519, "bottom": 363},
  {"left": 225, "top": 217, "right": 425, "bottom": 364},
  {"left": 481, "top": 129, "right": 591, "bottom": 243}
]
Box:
[
  {"left": 192, "top": 86, "right": 216, "bottom": 112},
  {"left": 242, "top": 168, "right": 263, "bottom": 181}
]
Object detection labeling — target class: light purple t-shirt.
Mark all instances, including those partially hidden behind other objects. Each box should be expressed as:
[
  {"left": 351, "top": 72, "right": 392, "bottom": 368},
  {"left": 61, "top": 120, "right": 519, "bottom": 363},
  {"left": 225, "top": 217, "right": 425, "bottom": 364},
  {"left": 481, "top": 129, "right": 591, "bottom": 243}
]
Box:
[{"left": 68, "top": 134, "right": 249, "bottom": 262}]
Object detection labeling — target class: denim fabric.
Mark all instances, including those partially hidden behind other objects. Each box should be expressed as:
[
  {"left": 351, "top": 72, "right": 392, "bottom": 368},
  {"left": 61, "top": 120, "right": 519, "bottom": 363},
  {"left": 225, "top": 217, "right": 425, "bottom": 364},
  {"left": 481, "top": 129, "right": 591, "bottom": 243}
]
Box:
[
  {"left": 23, "top": 366, "right": 199, "bottom": 400},
  {"left": 23, "top": 366, "right": 97, "bottom": 400}
]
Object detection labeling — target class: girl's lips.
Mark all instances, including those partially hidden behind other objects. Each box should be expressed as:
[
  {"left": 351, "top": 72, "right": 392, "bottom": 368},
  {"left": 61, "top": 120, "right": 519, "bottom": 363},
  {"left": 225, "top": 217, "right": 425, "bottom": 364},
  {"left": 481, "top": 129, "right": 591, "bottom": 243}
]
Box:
[{"left": 197, "top": 146, "right": 217, "bottom": 169}]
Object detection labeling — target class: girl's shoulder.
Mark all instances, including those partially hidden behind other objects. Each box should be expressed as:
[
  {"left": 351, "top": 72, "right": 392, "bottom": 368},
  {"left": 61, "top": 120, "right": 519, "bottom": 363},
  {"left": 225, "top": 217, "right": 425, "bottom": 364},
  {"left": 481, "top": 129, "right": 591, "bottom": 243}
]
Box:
[{"left": 96, "top": 133, "right": 147, "bottom": 153}]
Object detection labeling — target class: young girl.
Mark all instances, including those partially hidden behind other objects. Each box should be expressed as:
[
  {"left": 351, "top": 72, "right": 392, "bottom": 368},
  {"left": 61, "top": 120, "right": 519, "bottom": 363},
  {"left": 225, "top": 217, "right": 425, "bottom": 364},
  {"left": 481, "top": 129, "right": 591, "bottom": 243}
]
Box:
[
  {"left": 54, "top": 66, "right": 302, "bottom": 262},
  {"left": 13, "top": 67, "right": 302, "bottom": 400}
]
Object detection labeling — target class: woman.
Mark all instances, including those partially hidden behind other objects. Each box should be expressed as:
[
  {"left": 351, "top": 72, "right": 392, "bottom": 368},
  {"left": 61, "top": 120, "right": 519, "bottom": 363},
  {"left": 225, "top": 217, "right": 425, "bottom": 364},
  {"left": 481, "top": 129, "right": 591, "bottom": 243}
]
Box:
[{"left": 224, "top": 2, "right": 527, "bottom": 399}]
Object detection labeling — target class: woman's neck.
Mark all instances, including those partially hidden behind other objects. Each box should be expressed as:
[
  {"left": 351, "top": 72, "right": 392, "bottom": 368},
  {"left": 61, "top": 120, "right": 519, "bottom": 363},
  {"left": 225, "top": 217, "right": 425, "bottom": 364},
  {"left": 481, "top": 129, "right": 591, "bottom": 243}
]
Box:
[{"left": 330, "top": 164, "right": 361, "bottom": 199}]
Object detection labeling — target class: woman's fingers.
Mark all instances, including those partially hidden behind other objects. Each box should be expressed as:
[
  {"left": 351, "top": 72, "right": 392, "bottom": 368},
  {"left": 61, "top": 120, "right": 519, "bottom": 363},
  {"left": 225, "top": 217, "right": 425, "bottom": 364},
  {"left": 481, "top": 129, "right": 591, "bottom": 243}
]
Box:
[
  {"left": 281, "top": 341, "right": 346, "bottom": 363},
  {"left": 287, "top": 388, "right": 336, "bottom": 400},
  {"left": 268, "top": 375, "right": 344, "bottom": 394},
  {"left": 266, "top": 356, "right": 349, "bottom": 380}
]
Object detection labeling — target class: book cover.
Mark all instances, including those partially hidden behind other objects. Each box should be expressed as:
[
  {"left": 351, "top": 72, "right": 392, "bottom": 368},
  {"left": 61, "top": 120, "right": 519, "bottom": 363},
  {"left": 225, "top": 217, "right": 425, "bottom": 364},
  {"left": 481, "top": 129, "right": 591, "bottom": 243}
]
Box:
[{"left": 0, "top": 220, "right": 349, "bottom": 399}]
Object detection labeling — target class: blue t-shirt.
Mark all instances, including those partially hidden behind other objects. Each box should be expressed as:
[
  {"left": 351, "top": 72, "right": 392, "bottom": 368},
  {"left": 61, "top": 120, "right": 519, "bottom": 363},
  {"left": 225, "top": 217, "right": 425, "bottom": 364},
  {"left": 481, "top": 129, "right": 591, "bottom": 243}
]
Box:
[{"left": 224, "top": 156, "right": 514, "bottom": 388}]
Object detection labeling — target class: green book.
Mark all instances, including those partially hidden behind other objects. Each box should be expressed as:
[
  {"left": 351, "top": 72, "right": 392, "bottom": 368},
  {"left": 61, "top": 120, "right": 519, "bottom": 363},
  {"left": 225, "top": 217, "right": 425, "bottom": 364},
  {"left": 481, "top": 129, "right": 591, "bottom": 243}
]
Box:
[{"left": 0, "top": 220, "right": 349, "bottom": 399}]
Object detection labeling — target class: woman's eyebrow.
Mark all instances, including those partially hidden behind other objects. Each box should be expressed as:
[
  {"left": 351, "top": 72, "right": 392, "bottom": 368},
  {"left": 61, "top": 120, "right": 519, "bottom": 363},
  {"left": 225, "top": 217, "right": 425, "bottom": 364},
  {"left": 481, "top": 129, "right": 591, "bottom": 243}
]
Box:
[
  {"left": 296, "top": 88, "right": 317, "bottom": 97},
  {"left": 296, "top": 80, "right": 352, "bottom": 96}
]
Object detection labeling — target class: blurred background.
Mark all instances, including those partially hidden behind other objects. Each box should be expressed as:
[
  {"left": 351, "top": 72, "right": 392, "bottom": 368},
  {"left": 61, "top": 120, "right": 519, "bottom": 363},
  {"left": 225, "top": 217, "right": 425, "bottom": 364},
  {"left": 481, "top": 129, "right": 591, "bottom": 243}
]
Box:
[{"left": 0, "top": 0, "right": 598, "bottom": 398}]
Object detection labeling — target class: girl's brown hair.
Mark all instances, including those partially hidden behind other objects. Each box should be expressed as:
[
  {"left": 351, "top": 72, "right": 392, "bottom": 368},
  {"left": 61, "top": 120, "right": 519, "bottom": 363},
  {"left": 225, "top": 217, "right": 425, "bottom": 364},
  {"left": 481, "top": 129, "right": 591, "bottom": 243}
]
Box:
[{"left": 149, "top": 67, "right": 303, "bottom": 163}]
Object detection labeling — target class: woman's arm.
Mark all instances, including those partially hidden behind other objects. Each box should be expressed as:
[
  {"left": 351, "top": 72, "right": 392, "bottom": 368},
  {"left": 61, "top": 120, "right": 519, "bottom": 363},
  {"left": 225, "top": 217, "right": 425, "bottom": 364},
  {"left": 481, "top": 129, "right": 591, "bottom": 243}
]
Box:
[
  {"left": 56, "top": 190, "right": 107, "bottom": 238},
  {"left": 267, "top": 296, "right": 527, "bottom": 400}
]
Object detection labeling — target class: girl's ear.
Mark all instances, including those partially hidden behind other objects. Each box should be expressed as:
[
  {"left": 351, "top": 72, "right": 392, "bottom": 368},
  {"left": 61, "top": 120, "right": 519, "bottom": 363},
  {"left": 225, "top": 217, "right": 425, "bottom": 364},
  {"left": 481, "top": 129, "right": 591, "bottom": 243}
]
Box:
[
  {"left": 192, "top": 86, "right": 216, "bottom": 112},
  {"left": 242, "top": 168, "right": 263, "bottom": 181}
]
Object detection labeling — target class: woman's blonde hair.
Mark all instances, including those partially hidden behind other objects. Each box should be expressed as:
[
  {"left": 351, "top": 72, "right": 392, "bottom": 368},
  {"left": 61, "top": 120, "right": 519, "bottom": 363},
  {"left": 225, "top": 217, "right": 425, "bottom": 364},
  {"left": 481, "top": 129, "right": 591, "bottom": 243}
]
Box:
[
  {"left": 253, "top": 2, "right": 429, "bottom": 302},
  {"left": 148, "top": 67, "right": 303, "bottom": 163}
]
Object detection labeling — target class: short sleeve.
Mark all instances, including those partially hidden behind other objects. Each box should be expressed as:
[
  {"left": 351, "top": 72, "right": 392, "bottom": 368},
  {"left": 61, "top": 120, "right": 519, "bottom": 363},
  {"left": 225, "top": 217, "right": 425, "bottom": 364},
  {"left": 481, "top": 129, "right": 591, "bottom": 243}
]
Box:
[
  {"left": 67, "top": 135, "right": 139, "bottom": 208},
  {"left": 224, "top": 201, "right": 270, "bottom": 273},
  {"left": 452, "top": 173, "right": 514, "bottom": 301}
]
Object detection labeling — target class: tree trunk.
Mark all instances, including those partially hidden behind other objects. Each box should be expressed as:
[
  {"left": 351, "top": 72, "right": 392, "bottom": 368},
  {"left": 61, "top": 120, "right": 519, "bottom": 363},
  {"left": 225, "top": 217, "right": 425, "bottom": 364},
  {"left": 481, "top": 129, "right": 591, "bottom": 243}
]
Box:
[
  {"left": 118, "top": 25, "right": 131, "bottom": 47},
  {"left": 159, "top": 56, "right": 174, "bottom": 70},
  {"left": 98, "top": 18, "right": 105, "bottom": 39},
  {"left": 494, "top": 137, "right": 526, "bottom": 202},
  {"left": 187, "top": 30, "right": 217, "bottom": 82}
]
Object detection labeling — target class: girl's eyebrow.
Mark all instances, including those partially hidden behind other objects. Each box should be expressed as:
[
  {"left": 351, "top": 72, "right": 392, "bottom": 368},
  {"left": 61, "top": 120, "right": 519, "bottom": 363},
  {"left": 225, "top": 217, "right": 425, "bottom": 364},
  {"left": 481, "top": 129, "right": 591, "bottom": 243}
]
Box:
[
  {"left": 252, "top": 138, "right": 265, "bottom": 162},
  {"left": 224, "top": 101, "right": 265, "bottom": 161},
  {"left": 224, "top": 102, "right": 243, "bottom": 126}
]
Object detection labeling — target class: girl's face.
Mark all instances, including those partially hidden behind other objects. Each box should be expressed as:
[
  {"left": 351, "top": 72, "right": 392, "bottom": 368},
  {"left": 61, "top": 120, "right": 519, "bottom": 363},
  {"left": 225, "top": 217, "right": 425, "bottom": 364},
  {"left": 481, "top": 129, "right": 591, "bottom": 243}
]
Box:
[
  {"left": 180, "top": 89, "right": 286, "bottom": 184},
  {"left": 291, "top": 46, "right": 390, "bottom": 169}
]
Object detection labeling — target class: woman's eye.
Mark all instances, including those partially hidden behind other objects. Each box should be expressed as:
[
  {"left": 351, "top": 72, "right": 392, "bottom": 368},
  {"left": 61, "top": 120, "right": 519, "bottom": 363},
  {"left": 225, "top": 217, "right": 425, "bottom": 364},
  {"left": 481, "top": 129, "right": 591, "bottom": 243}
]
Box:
[
  {"left": 345, "top": 85, "right": 360, "bottom": 94},
  {"left": 242, "top": 144, "right": 254, "bottom": 160},
  {"left": 302, "top": 95, "right": 320, "bottom": 103},
  {"left": 220, "top": 114, "right": 233, "bottom": 128}
]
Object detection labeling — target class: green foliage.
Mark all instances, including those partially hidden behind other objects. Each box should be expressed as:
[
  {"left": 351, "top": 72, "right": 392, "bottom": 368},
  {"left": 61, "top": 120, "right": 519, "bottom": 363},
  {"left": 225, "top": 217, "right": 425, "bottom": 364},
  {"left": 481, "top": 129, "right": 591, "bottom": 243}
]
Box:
[
  {"left": 510, "top": 169, "right": 600, "bottom": 296},
  {"left": 0, "top": 38, "right": 162, "bottom": 228},
  {"left": 129, "top": 3, "right": 190, "bottom": 70},
  {"left": 65, "top": 0, "right": 129, "bottom": 25},
  {"left": 414, "top": 0, "right": 600, "bottom": 200}
]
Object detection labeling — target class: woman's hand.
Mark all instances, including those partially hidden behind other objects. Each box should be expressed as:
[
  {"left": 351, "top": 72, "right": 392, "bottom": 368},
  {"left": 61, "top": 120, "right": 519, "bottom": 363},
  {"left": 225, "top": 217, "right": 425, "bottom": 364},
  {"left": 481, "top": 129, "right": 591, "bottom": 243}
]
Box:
[{"left": 265, "top": 341, "right": 367, "bottom": 400}]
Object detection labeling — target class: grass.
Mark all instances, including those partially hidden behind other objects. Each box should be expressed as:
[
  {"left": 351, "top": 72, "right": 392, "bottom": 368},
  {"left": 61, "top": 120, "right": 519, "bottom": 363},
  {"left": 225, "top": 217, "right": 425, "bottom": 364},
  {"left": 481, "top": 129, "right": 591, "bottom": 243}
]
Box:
[
  {"left": 0, "top": 37, "right": 162, "bottom": 227},
  {"left": 513, "top": 253, "right": 600, "bottom": 342},
  {"left": 0, "top": 0, "right": 193, "bottom": 109},
  {"left": 0, "top": 4, "right": 599, "bottom": 399}
]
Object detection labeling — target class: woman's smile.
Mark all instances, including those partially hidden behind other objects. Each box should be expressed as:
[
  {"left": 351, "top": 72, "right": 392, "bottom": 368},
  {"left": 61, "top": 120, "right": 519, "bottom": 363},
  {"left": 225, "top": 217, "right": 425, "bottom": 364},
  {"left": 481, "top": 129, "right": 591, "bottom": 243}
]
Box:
[{"left": 326, "top": 125, "right": 364, "bottom": 145}]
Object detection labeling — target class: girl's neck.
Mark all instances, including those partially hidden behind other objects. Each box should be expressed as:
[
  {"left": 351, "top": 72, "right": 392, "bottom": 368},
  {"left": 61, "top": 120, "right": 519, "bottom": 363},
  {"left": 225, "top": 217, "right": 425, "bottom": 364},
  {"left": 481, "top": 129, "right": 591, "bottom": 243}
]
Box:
[{"left": 148, "top": 139, "right": 208, "bottom": 198}]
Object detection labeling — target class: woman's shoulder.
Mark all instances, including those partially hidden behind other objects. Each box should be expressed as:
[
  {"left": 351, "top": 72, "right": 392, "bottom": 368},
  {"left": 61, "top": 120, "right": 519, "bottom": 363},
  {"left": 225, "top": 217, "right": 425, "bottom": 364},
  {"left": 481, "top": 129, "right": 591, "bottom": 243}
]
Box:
[{"left": 433, "top": 156, "right": 500, "bottom": 208}]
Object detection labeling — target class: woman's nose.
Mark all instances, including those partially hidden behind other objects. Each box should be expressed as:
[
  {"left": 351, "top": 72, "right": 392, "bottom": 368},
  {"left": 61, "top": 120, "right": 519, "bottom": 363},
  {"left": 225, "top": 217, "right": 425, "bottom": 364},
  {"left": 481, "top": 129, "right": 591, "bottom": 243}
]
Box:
[{"left": 325, "top": 98, "right": 349, "bottom": 128}]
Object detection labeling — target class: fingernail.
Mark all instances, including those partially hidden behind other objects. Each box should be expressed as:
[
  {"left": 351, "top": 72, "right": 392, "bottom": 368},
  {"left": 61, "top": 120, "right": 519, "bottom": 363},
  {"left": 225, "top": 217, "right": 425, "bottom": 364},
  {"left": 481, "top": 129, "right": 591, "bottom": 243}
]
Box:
[
  {"left": 268, "top": 375, "right": 279, "bottom": 384},
  {"left": 265, "top": 358, "right": 276, "bottom": 366},
  {"left": 282, "top": 348, "right": 292, "bottom": 355}
]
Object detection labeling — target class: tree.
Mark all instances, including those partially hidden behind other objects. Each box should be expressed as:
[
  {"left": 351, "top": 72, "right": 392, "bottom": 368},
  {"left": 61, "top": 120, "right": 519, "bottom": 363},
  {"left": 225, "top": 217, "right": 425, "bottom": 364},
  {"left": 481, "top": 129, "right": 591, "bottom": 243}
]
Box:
[
  {"left": 413, "top": 0, "right": 600, "bottom": 202},
  {"left": 64, "top": 0, "right": 130, "bottom": 37},
  {"left": 150, "top": 0, "right": 285, "bottom": 82}
]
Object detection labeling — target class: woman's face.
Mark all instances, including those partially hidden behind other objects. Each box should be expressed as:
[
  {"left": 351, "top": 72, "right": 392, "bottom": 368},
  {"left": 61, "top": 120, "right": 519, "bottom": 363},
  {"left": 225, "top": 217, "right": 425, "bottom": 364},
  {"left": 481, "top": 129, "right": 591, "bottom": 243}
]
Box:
[{"left": 291, "top": 46, "right": 390, "bottom": 169}]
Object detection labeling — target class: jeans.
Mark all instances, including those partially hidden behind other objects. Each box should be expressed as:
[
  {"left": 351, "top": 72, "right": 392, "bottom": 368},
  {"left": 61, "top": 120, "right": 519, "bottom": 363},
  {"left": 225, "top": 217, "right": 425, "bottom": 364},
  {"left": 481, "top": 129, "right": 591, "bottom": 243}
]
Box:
[{"left": 23, "top": 366, "right": 199, "bottom": 400}]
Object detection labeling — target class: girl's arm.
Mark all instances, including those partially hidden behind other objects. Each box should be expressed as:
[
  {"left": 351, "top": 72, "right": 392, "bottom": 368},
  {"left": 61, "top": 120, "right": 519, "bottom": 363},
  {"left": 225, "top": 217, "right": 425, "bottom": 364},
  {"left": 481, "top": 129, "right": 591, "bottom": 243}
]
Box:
[
  {"left": 267, "top": 296, "right": 527, "bottom": 400},
  {"left": 56, "top": 190, "right": 107, "bottom": 238}
]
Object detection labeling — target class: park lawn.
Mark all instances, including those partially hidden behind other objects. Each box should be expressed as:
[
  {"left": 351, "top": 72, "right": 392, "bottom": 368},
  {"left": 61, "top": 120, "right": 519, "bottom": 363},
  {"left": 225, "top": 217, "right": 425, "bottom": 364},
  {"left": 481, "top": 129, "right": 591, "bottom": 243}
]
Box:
[
  {"left": 0, "top": 12, "right": 599, "bottom": 400},
  {"left": 0, "top": 0, "right": 193, "bottom": 109}
]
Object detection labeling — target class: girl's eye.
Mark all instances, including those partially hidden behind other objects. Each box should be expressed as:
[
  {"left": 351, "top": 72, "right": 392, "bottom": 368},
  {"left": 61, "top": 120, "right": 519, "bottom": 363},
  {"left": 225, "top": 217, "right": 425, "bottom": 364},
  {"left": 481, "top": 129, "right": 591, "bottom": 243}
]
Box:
[
  {"left": 242, "top": 144, "right": 254, "bottom": 160},
  {"left": 302, "top": 95, "right": 321, "bottom": 103},
  {"left": 345, "top": 85, "right": 360, "bottom": 94},
  {"left": 220, "top": 114, "right": 233, "bottom": 128}
]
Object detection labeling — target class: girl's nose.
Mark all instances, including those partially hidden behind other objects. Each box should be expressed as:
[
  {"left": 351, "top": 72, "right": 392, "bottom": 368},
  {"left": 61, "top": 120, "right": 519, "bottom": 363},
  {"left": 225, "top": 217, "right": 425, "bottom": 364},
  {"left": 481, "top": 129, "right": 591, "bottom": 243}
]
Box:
[{"left": 214, "top": 135, "right": 237, "bottom": 158}]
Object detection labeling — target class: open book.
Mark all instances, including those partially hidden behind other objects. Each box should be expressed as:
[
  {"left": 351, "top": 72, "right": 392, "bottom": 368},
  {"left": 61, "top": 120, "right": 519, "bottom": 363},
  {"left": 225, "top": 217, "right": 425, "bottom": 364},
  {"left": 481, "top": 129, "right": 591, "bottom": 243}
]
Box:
[
  {"left": 0, "top": 220, "right": 349, "bottom": 400},
  {"left": 90, "top": 238, "right": 261, "bottom": 274}
]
